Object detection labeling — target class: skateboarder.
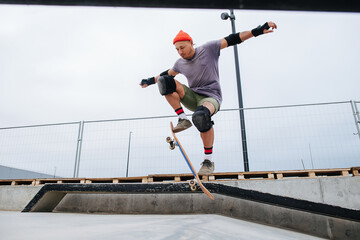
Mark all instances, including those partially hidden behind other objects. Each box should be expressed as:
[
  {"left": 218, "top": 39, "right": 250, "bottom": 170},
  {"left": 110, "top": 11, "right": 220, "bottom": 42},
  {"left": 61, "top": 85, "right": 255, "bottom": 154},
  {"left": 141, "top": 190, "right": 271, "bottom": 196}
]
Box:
[{"left": 140, "top": 21, "right": 277, "bottom": 175}]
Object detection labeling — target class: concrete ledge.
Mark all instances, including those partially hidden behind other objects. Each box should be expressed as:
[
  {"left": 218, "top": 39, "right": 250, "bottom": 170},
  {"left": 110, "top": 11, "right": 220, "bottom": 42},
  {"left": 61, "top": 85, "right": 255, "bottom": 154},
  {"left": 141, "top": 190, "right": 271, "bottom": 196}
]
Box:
[
  {"left": 19, "top": 182, "right": 359, "bottom": 239},
  {"left": 22, "top": 183, "right": 360, "bottom": 221},
  {"left": 0, "top": 186, "right": 42, "bottom": 211},
  {"left": 222, "top": 177, "right": 360, "bottom": 210},
  {"left": 54, "top": 193, "right": 360, "bottom": 239}
]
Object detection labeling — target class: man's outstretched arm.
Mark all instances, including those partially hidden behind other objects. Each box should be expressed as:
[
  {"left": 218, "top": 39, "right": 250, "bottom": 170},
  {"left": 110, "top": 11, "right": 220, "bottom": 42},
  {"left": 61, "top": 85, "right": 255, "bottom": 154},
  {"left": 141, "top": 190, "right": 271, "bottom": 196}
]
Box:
[
  {"left": 139, "top": 69, "right": 178, "bottom": 88},
  {"left": 220, "top": 21, "right": 277, "bottom": 49}
]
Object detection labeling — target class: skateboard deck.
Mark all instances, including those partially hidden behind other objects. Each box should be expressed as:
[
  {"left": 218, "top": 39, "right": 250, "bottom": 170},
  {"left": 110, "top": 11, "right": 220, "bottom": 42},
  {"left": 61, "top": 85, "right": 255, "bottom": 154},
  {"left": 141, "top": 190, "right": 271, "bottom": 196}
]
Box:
[{"left": 167, "top": 122, "right": 214, "bottom": 200}]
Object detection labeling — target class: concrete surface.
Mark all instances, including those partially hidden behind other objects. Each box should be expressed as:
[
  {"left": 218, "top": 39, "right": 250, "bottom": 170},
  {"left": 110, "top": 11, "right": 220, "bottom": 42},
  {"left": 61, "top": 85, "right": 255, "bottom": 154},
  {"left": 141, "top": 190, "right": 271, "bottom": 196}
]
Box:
[
  {"left": 1, "top": 176, "right": 359, "bottom": 239},
  {"left": 0, "top": 211, "right": 324, "bottom": 240},
  {"left": 53, "top": 193, "right": 360, "bottom": 239}
]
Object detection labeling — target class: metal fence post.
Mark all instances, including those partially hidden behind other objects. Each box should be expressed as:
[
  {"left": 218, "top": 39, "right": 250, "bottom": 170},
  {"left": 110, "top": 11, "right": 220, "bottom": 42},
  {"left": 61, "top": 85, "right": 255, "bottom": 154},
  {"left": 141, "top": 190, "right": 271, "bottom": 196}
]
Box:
[
  {"left": 73, "top": 121, "right": 82, "bottom": 178},
  {"left": 76, "top": 121, "right": 85, "bottom": 178},
  {"left": 73, "top": 121, "right": 84, "bottom": 178},
  {"left": 126, "top": 131, "right": 133, "bottom": 177},
  {"left": 350, "top": 100, "right": 360, "bottom": 141}
]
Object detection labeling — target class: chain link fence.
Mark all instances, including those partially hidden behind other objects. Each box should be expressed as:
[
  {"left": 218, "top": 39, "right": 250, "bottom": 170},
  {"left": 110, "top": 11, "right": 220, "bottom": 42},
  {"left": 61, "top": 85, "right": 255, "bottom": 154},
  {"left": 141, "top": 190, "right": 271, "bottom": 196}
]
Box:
[{"left": 1, "top": 101, "right": 359, "bottom": 179}]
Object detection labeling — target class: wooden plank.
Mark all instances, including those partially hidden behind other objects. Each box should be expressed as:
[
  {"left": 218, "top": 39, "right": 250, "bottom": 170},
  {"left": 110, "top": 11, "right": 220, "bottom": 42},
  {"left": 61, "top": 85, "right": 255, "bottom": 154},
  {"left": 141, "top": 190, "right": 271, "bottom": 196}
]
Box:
[
  {"left": 351, "top": 167, "right": 360, "bottom": 176},
  {"left": 0, "top": 167, "right": 356, "bottom": 186},
  {"left": 308, "top": 172, "right": 316, "bottom": 178},
  {"left": 149, "top": 174, "right": 194, "bottom": 182},
  {"left": 268, "top": 173, "right": 275, "bottom": 179},
  {"left": 201, "top": 175, "right": 208, "bottom": 181},
  {"left": 149, "top": 173, "right": 193, "bottom": 178},
  {"left": 341, "top": 170, "right": 350, "bottom": 177},
  {"left": 273, "top": 168, "right": 353, "bottom": 179},
  {"left": 0, "top": 179, "right": 35, "bottom": 185},
  {"left": 238, "top": 174, "right": 245, "bottom": 180}
]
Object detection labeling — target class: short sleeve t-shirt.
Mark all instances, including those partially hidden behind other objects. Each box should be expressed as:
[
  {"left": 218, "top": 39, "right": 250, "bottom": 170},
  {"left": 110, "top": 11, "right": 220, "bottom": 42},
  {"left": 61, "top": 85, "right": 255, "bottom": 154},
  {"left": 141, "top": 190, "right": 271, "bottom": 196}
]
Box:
[{"left": 172, "top": 39, "right": 222, "bottom": 105}]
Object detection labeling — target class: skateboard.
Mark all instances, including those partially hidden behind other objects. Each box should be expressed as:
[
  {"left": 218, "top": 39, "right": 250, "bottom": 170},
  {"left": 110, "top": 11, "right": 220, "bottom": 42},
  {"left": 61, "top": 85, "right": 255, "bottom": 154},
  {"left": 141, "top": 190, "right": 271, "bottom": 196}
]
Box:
[{"left": 166, "top": 122, "right": 214, "bottom": 200}]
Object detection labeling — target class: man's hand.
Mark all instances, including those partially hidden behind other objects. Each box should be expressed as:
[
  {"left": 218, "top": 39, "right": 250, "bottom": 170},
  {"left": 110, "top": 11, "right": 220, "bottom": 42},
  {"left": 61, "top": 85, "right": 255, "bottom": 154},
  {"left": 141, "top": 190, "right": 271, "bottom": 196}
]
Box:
[
  {"left": 139, "top": 77, "right": 155, "bottom": 88},
  {"left": 263, "top": 21, "right": 277, "bottom": 34},
  {"left": 252, "top": 21, "right": 277, "bottom": 37}
]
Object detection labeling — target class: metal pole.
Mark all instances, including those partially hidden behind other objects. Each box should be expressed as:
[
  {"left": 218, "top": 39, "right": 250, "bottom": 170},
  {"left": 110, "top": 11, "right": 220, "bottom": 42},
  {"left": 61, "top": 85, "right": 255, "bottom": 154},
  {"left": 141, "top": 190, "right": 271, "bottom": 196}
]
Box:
[
  {"left": 309, "top": 144, "right": 314, "bottom": 169},
  {"left": 126, "top": 131, "right": 132, "bottom": 177},
  {"left": 73, "top": 121, "right": 82, "bottom": 178},
  {"left": 223, "top": 9, "right": 250, "bottom": 171},
  {"left": 76, "top": 121, "right": 85, "bottom": 178},
  {"left": 350, "top": 100, "right": 360, "bottom": 141}
]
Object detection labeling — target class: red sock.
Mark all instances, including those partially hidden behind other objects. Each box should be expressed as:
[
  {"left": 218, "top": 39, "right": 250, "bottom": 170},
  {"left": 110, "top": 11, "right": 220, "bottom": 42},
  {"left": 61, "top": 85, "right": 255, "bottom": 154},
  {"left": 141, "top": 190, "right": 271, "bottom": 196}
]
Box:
[
  {"left": 204, "top": 147, "right": 213, "bottom": 160},
  {"left": 175, "top": 107, "right": 184, "bottom": 115},
  {"left": 175, "top": 107, "right": 187, "bottom": 119}
]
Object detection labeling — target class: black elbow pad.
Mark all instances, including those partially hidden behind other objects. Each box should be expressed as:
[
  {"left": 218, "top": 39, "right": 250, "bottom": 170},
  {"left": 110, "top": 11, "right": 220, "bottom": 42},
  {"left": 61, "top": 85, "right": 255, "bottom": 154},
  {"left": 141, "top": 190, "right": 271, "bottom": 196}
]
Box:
[{"left": 224, "top": 33, "right": 242, "bottom": 46}]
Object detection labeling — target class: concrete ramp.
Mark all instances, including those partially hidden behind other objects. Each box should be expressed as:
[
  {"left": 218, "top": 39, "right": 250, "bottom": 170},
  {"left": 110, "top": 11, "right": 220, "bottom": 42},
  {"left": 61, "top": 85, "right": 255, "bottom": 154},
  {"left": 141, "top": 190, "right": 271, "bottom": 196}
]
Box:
[
  {"left": 21, "top": 182, "right": 360, "bottom": 239},
  {"left": 22, "top": 182, "right": 359, "bottom": 220}
]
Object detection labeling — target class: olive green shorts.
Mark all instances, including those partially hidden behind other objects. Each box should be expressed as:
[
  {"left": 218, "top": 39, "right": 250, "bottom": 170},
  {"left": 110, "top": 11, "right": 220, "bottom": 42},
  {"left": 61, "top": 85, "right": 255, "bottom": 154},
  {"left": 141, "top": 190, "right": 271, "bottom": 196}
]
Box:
[{"left": 180, "top": 84, "right": 220, "bottom": 115}]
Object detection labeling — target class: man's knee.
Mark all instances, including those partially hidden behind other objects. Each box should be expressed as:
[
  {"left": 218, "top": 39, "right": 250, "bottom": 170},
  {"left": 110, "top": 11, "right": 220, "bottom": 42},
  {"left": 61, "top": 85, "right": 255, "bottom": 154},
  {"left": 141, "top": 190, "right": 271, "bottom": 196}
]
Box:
[
  {"left": 157, "top": 75, "right": 176, "bottom": 96},
  {"left": 192, "top": 106, "right": 214, "bottom": 133},
  {"left": 201, "top": 101, "right": 216, "bottom": 115}
]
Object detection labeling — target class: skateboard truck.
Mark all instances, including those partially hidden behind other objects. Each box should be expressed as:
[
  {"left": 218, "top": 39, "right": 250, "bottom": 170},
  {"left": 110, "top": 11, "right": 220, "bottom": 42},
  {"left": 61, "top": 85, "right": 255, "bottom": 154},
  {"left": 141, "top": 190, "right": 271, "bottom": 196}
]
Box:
[
  {"left": 166, "top": 136, "right": 176, "bottom": 150},
  {"left": 189, "top": 179, "right": 197, "bottom": 191}
]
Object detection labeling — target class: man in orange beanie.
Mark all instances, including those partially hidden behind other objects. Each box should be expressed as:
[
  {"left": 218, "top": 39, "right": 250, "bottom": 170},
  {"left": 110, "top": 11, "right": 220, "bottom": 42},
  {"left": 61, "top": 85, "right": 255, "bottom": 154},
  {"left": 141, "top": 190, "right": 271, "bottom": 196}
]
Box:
[{"left": 140, "top": 21, "right": 277, "bottom": 175}]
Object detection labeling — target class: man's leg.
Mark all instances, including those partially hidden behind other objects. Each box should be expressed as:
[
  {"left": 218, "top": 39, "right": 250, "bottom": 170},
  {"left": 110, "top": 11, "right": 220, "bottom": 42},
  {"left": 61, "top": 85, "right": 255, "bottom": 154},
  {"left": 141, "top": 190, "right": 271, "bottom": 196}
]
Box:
[
  {"left": 164, "top": 80, "right": 192, "bottom": 133},
  {"left": 196, "top": 101, "right": 216, "bottom": 175},
  {"left": 199, "top": 101, "right": 215, "bottom": 149},
  {"left": 164, "top": 80, "right": 185, "bottom": 109}
]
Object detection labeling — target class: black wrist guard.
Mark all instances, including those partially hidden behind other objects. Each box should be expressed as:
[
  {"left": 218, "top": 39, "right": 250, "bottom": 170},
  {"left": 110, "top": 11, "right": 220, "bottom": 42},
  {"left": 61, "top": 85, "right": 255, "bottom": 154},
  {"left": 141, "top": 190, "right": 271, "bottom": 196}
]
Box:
[
  {"left": 224, "top": 33, "right": 242, "bottom": 46},
  {"left": 160, "top": 69, "right": 170, "bottom": 76},
  {"left": 141, "top": 77, "right": 155, "bottom": 86},
  {"left": 251, "top": 22, "right": 270, "bottom": 37}
]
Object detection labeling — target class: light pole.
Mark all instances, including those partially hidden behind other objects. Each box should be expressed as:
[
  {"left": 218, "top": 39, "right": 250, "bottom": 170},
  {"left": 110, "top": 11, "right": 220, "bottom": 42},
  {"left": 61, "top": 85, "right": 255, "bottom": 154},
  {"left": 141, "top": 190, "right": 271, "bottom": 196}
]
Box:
[{"left": 221, "top": 9, "right": 250, "bottom": 172}]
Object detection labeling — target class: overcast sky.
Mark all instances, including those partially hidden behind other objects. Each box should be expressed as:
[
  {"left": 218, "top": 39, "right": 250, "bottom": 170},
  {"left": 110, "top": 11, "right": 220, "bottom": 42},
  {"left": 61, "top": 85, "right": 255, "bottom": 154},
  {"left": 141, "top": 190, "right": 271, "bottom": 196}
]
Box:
[{"left": 0, "top": 5, "right": 359, "bottom": 127}]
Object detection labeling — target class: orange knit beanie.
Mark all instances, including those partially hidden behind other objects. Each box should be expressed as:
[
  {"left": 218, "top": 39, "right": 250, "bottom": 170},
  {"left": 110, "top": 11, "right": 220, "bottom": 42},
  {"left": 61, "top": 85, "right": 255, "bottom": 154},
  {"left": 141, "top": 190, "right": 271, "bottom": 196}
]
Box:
[{"left": 173, "top": 30, "right": 192, "bottom": 44}]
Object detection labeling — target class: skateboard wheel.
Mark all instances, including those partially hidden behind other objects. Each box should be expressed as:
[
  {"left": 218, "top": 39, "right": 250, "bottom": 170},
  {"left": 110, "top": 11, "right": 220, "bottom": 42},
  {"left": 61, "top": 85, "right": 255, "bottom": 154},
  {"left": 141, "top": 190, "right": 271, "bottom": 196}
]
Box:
[
  {"left": 189, "top": 179, "right": 196, "bottom": 186},
  {"left": 190, "top": 185, "right": 197, "bottom": 191},
  {"left": 169, "top": 144, "right": 175, "bottom": 150},
  {"left": 166, "top": 137, "right": 172, "bottom": 143}
]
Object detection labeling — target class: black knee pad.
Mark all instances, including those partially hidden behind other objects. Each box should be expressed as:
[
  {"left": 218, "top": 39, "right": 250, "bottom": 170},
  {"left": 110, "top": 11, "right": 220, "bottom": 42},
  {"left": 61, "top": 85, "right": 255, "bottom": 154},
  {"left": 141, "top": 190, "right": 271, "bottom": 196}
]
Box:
[
  {"left": 192, "top": 106, "right": 213, "bottom": 133},
  {"left": 157, "top": 75, "right": 176, "bottom": 96}
]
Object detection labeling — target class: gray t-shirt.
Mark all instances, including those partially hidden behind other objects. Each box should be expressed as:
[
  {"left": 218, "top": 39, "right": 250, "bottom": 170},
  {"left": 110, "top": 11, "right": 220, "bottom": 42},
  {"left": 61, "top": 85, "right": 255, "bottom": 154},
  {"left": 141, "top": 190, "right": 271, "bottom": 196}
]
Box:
[{"left": 172, "top": 39, "right": 222, "bottom": 105}]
